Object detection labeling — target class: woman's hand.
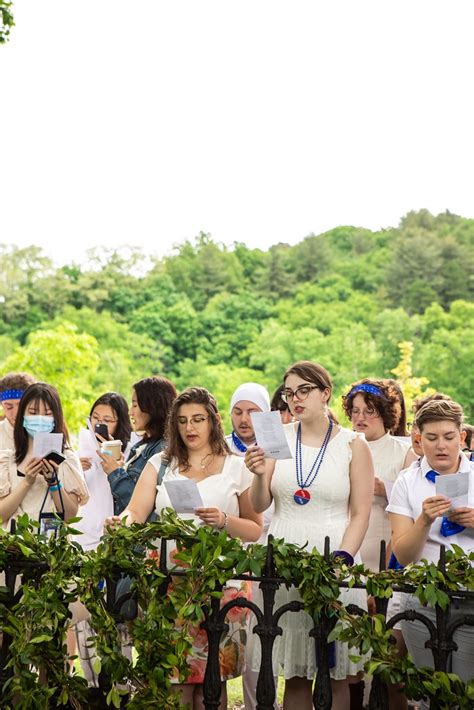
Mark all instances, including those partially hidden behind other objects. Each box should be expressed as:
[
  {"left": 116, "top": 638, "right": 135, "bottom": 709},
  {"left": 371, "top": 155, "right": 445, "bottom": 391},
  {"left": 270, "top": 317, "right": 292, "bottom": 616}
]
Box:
[
  {"left": 40, "top": 459, "right": 59, "bottom": 484},
  {"left": 80, "top": 457, "right": 92, "bottom": 471},
  {"left": 98, "top": 451, "right": 124, "bottom": 475},
  {"left": 421, "top": 495, "right": 452, "bottom": 526},
  {"left": 244, "top": 445, "right": 266, "bottom": 476},
  {"left": 374, "top": 477, "right": 387, "bottom": 498},
  {"left": 195, "top": 507, "right": 225, "bottom": 529},
  {"left": 448, "top": 507, "right": 474, "bottom": 528},
  {"left": 23, "top": 457, "right": 45, "bottom": 486},
  {"left": 103, "top": 515, "right": 126, "bottom": 531}
]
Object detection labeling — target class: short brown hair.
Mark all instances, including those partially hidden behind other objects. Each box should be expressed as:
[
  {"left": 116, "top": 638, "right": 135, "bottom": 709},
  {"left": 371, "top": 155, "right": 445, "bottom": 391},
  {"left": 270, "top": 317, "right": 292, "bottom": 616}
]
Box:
[
  {"left": 0, "top": 372, "right": 36, "bottom": 395},
  {"left": 164, "top": 387, "right": 230, "bottom": 471},
  {"left": 342, "top": 378, "right": 399, "bottom": 433},
  {"left": 415, "top": 399, "right": 464, "bottom": 433}
]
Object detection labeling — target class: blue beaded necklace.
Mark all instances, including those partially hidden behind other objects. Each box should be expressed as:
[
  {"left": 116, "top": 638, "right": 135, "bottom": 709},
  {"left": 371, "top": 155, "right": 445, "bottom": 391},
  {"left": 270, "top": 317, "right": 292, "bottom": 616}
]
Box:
[
  {"left": 232, "top": 431, "right": 249, "bottom": 453},
  {"left": 294, "top": 418, "right": 333, "bottom": 505}
]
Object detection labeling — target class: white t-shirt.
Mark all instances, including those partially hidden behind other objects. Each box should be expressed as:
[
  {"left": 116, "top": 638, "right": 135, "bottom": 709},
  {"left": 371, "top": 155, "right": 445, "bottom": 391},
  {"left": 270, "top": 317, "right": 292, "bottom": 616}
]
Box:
[{"left": 386, "top": 454, "right": 474, "bottom": 563}]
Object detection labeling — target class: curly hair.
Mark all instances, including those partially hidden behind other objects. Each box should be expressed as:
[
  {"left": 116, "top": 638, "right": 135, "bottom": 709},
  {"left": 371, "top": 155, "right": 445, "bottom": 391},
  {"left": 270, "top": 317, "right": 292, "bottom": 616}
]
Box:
[
  {"left": 342, "top": 378, "right": 399, "bottom": 433},
  {"left": 164, "top": 387, "right": 230, "bottom": 471}
]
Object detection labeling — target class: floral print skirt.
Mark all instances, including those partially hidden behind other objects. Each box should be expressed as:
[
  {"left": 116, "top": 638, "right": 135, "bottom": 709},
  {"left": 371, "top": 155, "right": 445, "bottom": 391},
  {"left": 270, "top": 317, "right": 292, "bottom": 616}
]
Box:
[{"left": 179, "top": 580, "right": 251, "bottom": 685}]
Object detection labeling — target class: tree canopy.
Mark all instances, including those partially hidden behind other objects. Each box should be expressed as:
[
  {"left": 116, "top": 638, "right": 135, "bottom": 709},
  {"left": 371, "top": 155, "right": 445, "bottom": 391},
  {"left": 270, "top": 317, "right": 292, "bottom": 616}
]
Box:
[{"left": 1, "top": 209, "right": 473, "bottom": 430}]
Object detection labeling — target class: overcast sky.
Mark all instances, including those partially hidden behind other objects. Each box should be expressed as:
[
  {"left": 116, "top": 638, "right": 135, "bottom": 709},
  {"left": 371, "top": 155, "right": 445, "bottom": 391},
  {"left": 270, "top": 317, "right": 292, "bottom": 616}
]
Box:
[{"left": 1, "top": 0, "right": 474, "bottom": 265}]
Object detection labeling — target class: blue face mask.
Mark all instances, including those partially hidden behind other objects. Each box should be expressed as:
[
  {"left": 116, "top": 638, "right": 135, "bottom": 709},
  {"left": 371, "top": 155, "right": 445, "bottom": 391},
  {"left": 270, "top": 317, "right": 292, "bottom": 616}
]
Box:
[{"left": 23, "top": 415, "right": 55, "bottom": 437}]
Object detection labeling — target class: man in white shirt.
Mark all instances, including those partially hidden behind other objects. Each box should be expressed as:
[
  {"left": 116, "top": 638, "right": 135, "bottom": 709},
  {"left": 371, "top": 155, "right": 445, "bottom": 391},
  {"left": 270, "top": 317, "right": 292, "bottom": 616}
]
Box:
[
  {"left": 225, "top": 383, "right": 279, "bottom": 709},
  {"left": 387, "top": 399, "right": 474, "bottom": 691},
  {"left": 0, "top": 372, "right": 35, "bottom": 449}
]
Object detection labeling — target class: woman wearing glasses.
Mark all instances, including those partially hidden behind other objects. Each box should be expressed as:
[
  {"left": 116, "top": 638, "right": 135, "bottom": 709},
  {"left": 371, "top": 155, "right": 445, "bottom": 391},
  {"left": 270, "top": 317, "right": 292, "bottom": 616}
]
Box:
[
  {"left": 246, "top": 361, "right": 374, "bottom": 710},
  {"left": 105, "top": 386, "right": 262, "bottom": 709},
  {"left": 76, "top": 392, "right": 132, "bottom": 550},
  {"left": 342, "top": 378, "right": 415, "bottom": 573}
]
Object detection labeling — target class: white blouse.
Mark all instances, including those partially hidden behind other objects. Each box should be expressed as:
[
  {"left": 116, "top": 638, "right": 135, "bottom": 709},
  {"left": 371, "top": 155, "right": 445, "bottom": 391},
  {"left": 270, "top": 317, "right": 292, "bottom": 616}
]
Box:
[{"left": 0, "top": 448, "right": 89, "bottom": 529}]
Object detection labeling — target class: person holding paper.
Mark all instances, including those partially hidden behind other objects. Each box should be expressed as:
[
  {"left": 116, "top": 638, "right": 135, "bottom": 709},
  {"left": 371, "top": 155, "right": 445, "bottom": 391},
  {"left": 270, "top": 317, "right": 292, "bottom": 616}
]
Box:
[
  {"left": 342, "top": 378, "right": 415, "bottom": 572},
  {"left": 387, "top": 399, "right": 474, "bottom": 686},
  {"left": 225, "top": 382, "right": 271, "bottom": 455},
  {"left": 224, "top": 382, "right": 278, "bottom": 710},
  {"left": 0, "top": 371, "right": 36, "bottom": 450},
  {"left": 0, "top": 382, "right": 88, "bottom": 529},
  {"left": 105, "top": 386, "right": 262, "bottom": 710},
  {"left": 247, "top": 360, "right": 374, "bottom": 710}
]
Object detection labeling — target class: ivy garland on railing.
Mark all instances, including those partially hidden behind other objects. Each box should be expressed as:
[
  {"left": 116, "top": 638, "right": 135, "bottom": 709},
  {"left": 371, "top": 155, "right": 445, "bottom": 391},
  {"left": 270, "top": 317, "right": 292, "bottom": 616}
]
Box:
[{"left": 1, "top": 512, "right": 474, "bottom": 709}]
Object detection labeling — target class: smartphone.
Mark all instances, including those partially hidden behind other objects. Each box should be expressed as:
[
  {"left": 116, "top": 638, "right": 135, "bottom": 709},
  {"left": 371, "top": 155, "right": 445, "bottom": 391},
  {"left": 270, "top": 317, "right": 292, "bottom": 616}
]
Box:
[
  {"left": 44, "top": 450, "right": 66, "bottom": 465},
  {"left": 94, "top": 423, "right": 109, "bottom": 441}
]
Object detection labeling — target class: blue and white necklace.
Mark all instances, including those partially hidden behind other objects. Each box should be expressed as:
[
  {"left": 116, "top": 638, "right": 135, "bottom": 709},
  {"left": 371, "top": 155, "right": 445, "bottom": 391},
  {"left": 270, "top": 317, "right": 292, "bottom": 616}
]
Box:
[
  {"left": 294, "top": 419, "right": 333, "bottom": 505},
  {"left": 232, "top": 431, "right": 249, "bottom": 453}
]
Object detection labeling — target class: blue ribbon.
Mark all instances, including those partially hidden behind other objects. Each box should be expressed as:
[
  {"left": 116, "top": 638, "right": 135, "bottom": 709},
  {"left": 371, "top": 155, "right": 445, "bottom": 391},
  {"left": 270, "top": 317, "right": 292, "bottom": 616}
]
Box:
[{"left": 425, "top": 470, "right": 465, "bottom": 536}]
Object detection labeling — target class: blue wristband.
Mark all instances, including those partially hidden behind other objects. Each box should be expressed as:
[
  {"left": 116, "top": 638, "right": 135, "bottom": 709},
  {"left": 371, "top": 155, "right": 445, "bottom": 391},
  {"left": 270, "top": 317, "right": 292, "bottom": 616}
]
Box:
[
  {"left": 332, "top": 549, "right": 354, "bottom": 566},
  {"left": 49, "top": 482, "right": 62, "bottom": 492}
]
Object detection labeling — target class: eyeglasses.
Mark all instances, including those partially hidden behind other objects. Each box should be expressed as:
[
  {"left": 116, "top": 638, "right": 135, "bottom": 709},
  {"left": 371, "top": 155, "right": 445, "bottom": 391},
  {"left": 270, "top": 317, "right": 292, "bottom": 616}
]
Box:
[
  {"left": 281, "top": 385, "right": 319, "bottom": 403},
  {"left": 177, "top": 416, "right": 209, "bottom": 427},
  {"left": 351, "top": 408, "right": 380, "bottom": 419},
  {"left": 91, "top": 415, "right": 118, "bottom": 425}
]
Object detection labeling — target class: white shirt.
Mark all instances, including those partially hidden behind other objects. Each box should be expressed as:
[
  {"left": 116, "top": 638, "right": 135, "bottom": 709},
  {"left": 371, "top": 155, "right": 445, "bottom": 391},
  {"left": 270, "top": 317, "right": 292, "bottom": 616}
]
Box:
[
  {"left": 225, "top": 432, "right": 274, "bottom": 544},
  {"left": 0, "top": 419, "right": 14, "bottom": 451},
  {"left": 386, "top": 454, "right": 474, "bottom": 563}
]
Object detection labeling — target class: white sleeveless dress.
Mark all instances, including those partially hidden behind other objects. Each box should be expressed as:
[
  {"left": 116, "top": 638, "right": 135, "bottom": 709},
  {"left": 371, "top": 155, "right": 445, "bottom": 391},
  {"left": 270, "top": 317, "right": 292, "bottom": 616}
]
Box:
[{"left": 252, "top": 424, "right": 367, "bottom": 681}]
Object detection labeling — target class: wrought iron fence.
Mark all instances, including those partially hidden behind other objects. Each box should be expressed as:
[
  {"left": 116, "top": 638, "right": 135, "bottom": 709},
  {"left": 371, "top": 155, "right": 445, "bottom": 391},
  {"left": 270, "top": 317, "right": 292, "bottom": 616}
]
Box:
[{"left": 1, "top": 536, "right": 474, "bottom": 709}]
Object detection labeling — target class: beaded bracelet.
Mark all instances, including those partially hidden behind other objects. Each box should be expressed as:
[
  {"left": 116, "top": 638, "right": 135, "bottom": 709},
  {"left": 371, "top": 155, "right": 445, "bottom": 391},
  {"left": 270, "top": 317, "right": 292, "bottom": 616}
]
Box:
[
  {"left": 332, "top": 549, "right": 354, "bottom": 566},
  {"left": 219, "top": 512, "right": 228, "bottom": 530},
  {"left": 49, "top": 482, "right": 63, "bottom": 492}
]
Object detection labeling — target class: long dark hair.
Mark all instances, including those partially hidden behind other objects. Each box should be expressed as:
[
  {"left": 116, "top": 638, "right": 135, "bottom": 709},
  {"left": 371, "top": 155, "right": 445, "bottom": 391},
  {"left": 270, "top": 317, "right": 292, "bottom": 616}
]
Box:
[
  {"left": 90, "top": 392, "right": 132, "bottom": 453},
  {"left": 164, "top": 387, "right": 230, "bottom": 471},
  {"left": 14, "top": 382, "right": 70, "bottom": 464},
  {"left": 133, "top": 376, "right": 177, "bottom": 444}
]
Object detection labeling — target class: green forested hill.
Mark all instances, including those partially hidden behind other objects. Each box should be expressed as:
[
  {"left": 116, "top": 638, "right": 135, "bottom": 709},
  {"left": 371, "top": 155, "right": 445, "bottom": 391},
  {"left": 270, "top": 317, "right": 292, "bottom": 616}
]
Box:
[{"left": 1, "top": 209, "right": 473, "bottom": 430}]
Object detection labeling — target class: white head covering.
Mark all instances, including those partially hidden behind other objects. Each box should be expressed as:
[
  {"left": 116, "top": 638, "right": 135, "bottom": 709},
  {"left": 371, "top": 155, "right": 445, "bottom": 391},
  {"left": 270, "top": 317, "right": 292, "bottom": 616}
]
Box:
[{"left": 230, "top": 383, "right": 271, "bottom": 413}]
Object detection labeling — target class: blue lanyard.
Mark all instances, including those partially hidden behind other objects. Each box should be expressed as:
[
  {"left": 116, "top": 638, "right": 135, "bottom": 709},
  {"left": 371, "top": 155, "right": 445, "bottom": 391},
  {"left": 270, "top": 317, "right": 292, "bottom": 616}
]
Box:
[{"left": 295, "top": 419, "right": 333, "bottom": 490}]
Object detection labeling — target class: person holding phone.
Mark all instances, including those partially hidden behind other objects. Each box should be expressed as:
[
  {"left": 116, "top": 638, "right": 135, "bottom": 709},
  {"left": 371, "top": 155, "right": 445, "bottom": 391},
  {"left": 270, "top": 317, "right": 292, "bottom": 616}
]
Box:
[
  {"left": 99, "top": 377, "right": 177, "bottom": 514},
  {"left": 75, "top": 392, "right": 132, "bottom": 550},
  {"left": 0, "top": 382, "right": 88, "bottom": 530}
]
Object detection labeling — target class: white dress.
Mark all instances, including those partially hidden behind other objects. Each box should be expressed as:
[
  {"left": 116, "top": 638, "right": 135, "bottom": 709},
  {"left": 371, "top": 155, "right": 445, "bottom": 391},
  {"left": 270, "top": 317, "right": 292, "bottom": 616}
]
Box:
[
  {"left": 253, "top": 424, "right": 367, "bottom": 681},
  {"left": 360, "top": 433, "right": 410, "bottom": 572},
  {"left": 148, "top": 452, "right": 254, "bottom": 683}
]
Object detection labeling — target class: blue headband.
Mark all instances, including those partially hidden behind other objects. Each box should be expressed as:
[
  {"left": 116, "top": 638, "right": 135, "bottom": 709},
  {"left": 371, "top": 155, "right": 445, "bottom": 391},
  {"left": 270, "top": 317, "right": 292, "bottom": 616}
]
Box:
[
  {"left": 347, "top": 383, "right": 385, "bottom": 399},
  {"left": 0, "top": 389, "right": 25, "bottom": 402}
]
